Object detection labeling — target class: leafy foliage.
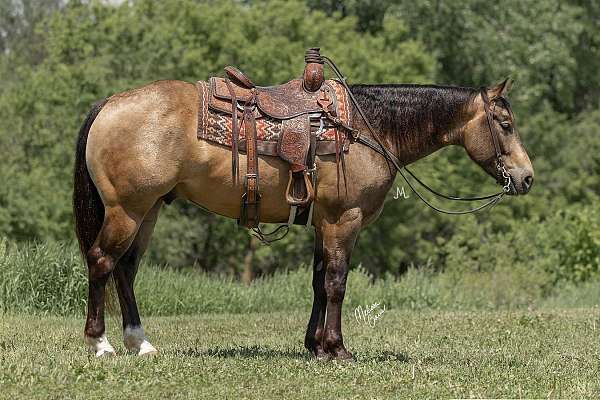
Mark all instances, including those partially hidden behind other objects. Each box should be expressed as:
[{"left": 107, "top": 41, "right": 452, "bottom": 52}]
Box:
[{"left": 0, "top": 0, "right": 598, "bottom": 283}]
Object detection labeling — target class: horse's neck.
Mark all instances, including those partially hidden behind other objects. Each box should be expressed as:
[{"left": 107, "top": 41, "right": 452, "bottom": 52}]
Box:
[
  {"left": 349, "top": 84, "right": 476, "bottom": 166},
  {"left": 400, "top": 122, "right": 471, "bottom": 165},
  {"left": 391, "top": 125, "right": 443, "bottom": 165},
  {"left": 352, "top": 114, "right": 470, "bottom": 166}
]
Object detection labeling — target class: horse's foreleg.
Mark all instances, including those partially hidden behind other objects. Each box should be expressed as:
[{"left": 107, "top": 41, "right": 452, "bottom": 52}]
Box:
[
  {"left": 304, "top": 230, "right": 327, "bottom": 358},
  {"left": 84, "top": 205, "right": 143, "bottom": 357},
  {"left": 115, "top": 201, "right": 162, "bottom": 356},
  {"left": 321, "top": 209, "right": 361, "bottom": 361}
]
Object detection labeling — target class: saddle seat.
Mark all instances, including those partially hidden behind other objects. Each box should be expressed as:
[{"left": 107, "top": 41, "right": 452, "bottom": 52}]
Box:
[{"left": 209, "top": 75, "right": 327, "bottom": 120}]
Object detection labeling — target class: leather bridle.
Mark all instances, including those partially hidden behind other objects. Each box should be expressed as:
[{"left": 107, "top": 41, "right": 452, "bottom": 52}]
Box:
[
  {"left": 480, "top": 87, "right": 514, "bottom": 194},
  {"left": 322, "top": 56, "right": 514, "bottom": 215}
]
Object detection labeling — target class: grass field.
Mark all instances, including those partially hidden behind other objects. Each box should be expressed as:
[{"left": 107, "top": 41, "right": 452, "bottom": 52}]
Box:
[
  {"left": 2, "top": 309, "right": 600, "bottom": 399},
  {"left": 3, "top": 240, "right": 600, "bottom": 398}
]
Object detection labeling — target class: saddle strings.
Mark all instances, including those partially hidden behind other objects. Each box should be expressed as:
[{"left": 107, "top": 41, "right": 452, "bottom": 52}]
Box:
[
  {"left": 322, "top": 55, "right": 507, "bottom": 215},
  {"left": 251, "top": 225, "right": 289, "bottom": 244}
]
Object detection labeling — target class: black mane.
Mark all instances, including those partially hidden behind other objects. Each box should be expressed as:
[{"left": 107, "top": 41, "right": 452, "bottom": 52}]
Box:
[{"left": 349, "top": 84, "right": 477, "bottom": 154}]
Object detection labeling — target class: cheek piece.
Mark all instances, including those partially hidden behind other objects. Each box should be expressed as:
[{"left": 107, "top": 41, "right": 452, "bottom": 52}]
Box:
[{"left": 480, "top": 87, "right": 513, "bottom": 194}]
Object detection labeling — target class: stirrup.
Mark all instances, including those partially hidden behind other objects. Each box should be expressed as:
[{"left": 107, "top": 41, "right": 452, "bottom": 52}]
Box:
[{"left": 285, "top": 170, "right": 314, "bottom": 207}]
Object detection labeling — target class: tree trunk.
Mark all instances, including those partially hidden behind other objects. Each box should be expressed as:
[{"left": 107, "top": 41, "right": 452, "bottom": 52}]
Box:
[{"left": 242, "top": 235, "right": 257, "bottom": 285}]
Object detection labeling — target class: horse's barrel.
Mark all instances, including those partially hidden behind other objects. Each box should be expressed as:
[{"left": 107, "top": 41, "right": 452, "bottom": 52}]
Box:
[{"left": 303, "top": 48, "right": 325, "bottom": 92}]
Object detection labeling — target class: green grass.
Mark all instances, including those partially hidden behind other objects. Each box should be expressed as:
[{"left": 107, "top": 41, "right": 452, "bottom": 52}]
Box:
[
  {"left": 1, "top": 309, "right": 600, "bottom": 399},
  {"left": 3, "top": 239, "right": 600, "bottom": 397}
]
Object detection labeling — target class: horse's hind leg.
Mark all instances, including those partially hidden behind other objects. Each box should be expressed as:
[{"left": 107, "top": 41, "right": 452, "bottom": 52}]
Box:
[
  {"left": 115, "top": 201, "right": 162, "bottom": 356},
  {"left": 304, "top": 230, "right": 328, "bottom": 358},
  {"left": 84, "top": 205, "right": 146, "bottom": 357}
]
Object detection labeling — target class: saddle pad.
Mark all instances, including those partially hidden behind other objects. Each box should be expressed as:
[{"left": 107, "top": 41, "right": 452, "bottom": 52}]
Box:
[{"left": 195, "top": 79, "right": 352, "bottom": 155}]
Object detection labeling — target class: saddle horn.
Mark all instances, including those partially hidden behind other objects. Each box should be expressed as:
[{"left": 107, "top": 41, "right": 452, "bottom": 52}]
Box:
[{"left": 303, "top": 48, "right": 325, "bottom": 92}]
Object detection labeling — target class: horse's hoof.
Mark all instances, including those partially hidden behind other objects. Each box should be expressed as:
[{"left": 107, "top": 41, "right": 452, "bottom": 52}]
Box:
[
  {"left": 95, "top": 348, "right": 116, "bottom": 357},
  {"left": 307, "top": 345, "right": 330, "bottom": 361},
  {"left": 138, "top": 341, "right": 158, "bottom": 356},
  {"left": 123, "top": 327, "right": 157, "bottom": 356},
  {"left": 333, "top": 350, "right": 354, "bottom": 362},
  {"left": 85, "top": 334, "right": 116, "bottom": 358}
]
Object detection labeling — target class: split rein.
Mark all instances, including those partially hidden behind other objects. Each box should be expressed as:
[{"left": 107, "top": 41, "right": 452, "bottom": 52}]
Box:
[{"left": 323, "top": 56, "right": 513, "bottom": 215}]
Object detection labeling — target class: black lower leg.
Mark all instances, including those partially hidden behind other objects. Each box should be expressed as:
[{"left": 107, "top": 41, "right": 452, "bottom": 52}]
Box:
[
  {"left": 323, "top": 259, "right": 352, "bottom": 359},
  {"left": 114, "top": 245, "right": 142, "bottom": 329},
  {"left": 305, "top": 233, "right": 327, "bottom": 357},
  {"left": 85, "top": 247, "right": 114, "bottom": 338}
]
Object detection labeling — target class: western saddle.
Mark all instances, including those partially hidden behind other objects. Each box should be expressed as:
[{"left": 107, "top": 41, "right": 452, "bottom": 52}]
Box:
[{"left": 200, "top": 48, "right": 351, "bottom": 231}]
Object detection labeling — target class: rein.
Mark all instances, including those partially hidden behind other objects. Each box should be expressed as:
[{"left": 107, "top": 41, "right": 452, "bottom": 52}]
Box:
[{"left": 323, "top": 56, "right": 513, "bottom": 215}]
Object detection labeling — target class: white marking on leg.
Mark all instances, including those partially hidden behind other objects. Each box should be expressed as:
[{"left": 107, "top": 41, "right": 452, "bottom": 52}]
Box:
[
  {"left": 84, "top": 334, "right": 116, "bottom": 357},
  {"left": 123, "top": 325, "right": 157, "bottom": 356}
]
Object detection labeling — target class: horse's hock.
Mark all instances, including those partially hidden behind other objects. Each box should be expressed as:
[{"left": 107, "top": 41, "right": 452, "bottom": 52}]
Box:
[{"left": 195, "top": 48, "right": 352, "bottom": 229}]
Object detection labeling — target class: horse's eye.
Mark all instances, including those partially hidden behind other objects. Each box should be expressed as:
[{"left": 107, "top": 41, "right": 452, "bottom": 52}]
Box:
[{"left": 500, "top": 121, "right": 511, "bottom": 130}]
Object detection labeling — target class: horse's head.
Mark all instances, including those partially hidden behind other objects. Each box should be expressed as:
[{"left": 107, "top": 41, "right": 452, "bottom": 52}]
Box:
[{"left": 462, "top": 79, "right": 534, "bottom": 195}]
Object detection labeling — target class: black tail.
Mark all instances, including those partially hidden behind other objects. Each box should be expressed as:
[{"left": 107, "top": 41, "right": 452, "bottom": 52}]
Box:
[{"left": 73, "top": 99, "right": 108, "bottom": 257}]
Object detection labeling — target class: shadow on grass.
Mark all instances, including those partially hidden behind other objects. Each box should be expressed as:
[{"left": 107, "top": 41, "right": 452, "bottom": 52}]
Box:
[
  {"left": 173, "top": 344, "right": 312, "bottom": 360},
  {"left": 369, "top": 351, "right": 410, "bottom": 363},
  {"left": 173, "top": 345, "right": 410, "bottom": 363}
]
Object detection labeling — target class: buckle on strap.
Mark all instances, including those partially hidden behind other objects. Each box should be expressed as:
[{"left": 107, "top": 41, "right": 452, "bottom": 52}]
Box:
[
  {"left": 244, "top": 173, "right": 258, "bottom": 187},
  {"left": 315, "top": 116, "right": 326, "bottom": 139}
]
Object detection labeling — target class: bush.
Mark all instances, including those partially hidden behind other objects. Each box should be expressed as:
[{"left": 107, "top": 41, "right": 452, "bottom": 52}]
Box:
[
  {"left": 0, "top": 238, "right": 86, "bottom": 315},
  {"left": 439, "top": 204, "right": 600, "bottom": 286}
]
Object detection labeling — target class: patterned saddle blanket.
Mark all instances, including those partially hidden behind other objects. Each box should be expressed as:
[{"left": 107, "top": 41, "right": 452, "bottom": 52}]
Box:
[{"left": 195, "top": 78, "right": 352, "bottom": 156}]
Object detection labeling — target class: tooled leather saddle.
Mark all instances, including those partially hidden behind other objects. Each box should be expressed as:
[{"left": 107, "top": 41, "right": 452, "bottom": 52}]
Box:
[{"left": 195, "top": 48, "right": 352, "bottom": 228}]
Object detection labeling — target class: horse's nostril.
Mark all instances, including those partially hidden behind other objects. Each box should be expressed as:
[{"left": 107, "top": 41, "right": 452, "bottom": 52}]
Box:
[{"left": 523, "top": 175, "right": 534, "bottom": 191}]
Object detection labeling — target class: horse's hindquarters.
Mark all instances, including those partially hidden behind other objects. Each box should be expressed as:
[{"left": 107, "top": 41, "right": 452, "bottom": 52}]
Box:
[{"left": 86, "top": 80, "right": 197, "bottom": 213}]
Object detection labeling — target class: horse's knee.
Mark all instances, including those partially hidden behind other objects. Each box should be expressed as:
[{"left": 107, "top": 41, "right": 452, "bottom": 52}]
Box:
[
  {"left": 87, "top": 247, "right": 115, "bottom": 282},
  {"left": 115, "top": 245, "right": 141, "bottom": 281},
  {"left": 325, "top": 283, "right": 346, "bottom": 303},
  {"left": 325, "top": 263, "right": 347, "bottom": 302}
]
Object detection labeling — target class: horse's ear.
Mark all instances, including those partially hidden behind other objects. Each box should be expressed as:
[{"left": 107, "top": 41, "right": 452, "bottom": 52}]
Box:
[{"left": 487, "top": 78, "right": 513, "bottom": 98}]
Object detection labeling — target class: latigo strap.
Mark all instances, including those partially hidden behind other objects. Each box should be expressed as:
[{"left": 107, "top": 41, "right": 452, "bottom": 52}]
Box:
[{"left": 240, "top": 91, "right": 261, "bottom": 228}]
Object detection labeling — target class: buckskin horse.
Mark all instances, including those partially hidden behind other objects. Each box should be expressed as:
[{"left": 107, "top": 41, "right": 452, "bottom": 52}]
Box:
[{"left": 73, "top": 50, "right": 533, "bottom": 360}]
